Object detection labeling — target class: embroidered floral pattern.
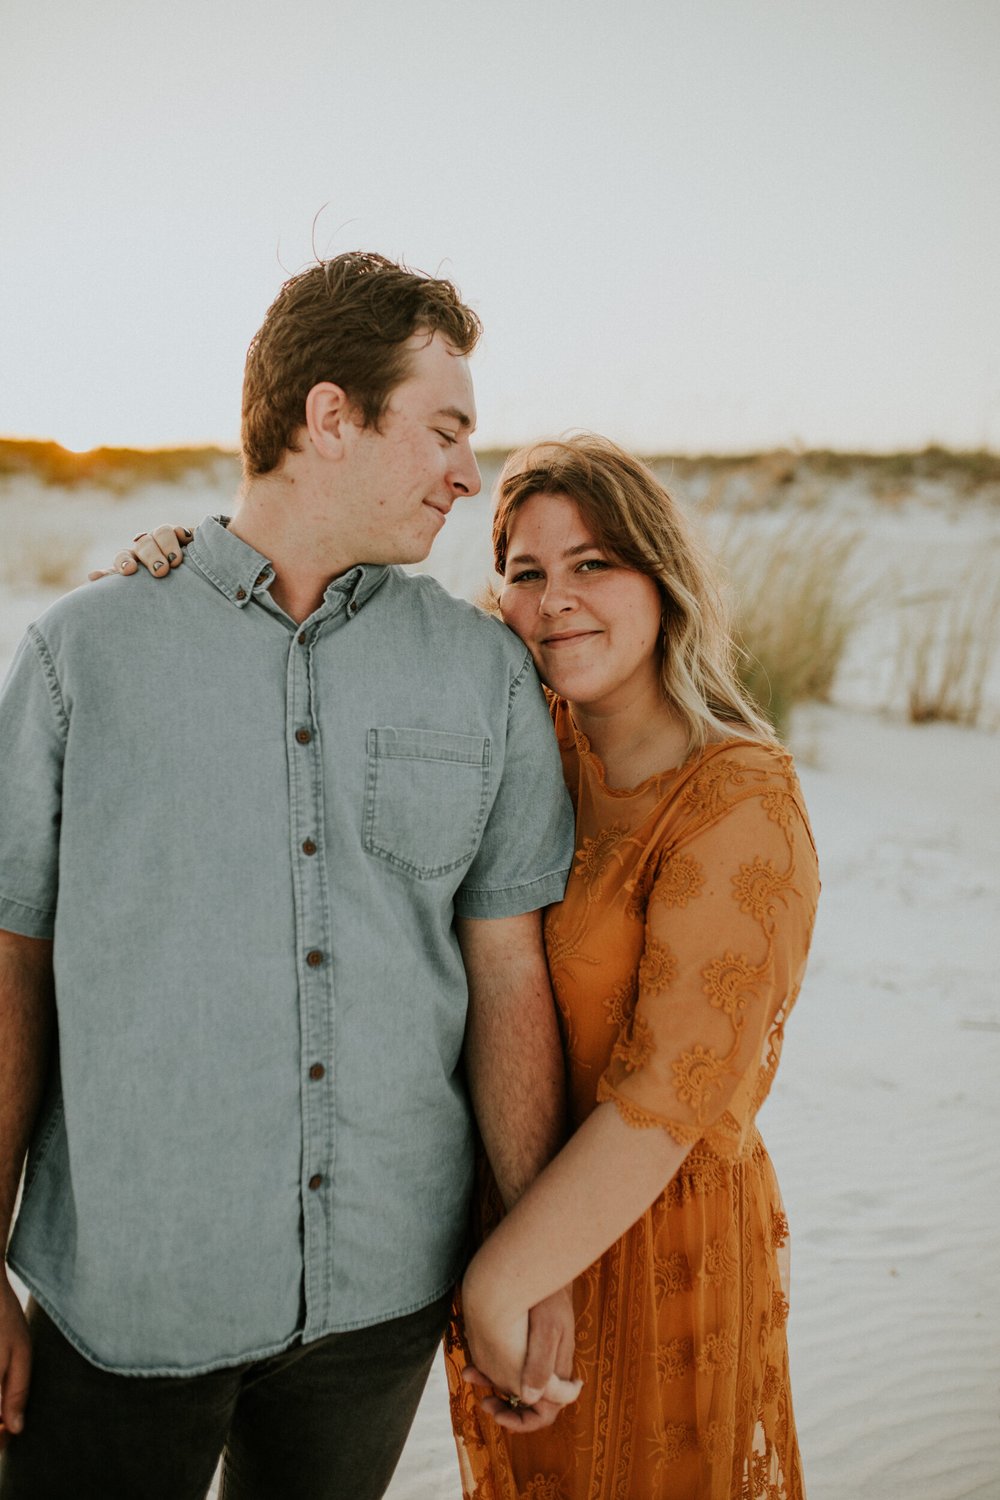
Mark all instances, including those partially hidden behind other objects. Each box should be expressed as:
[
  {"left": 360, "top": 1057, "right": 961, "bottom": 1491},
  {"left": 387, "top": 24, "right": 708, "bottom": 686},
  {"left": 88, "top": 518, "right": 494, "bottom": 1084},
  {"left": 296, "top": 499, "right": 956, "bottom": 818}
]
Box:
[
  {"left": 702, "top": 950, "right": 759, "bottom": 1017},
  {"left": 682, "top": 756, "right": 741, "bottom": 818},
  {"left": 696, "top": 1330, "right": 739, "bottom": 1374},
  {"left": 574, "top": 824, "right": 626, "bottom": 889},
  {"left": 638, "top": 938, "right": 677, "bottom": 993},
  {"left": 652, "top": 850, "right": 705, "bottom": 908},
  {"left": 523, "top": 1477, "right": 564, "bottom": 1500},
  {"left": 603, "top": 974, "right": 637, "bottom": 1028},
  {"left": 761, "top": 1363, "right": 783, "bottom": 1404},
  {"left": 704, "top": 1416, "right": 736, "bottom": 1465},
  {"left": 770, "top": 1208, "right": 790, "bottom": 1249},
  {"left": 656, "top": 1336, "right": 694, "bottom": 1381},
  {"left": 672, "top": 1044, "right": 727, "bottom": 1115},
  {"left": 666, "top": 1147, "right": 728, "bottom": 1205},
  {"left": 653, "top": 1250, "right": 692, "bottom": 1300},
  {"left": 701, "top": 1236, "right": 739, "bottom": 1283},
  {"left": 649, "top": 1419, "right": 698, "bottom": 1465},
  {"left": 761, "top": 784, "right": 796, "bottom": 827},
  {"left": 611, "top": 1013, "right": 655, "bottom": 1073},
  {"left": 732, "top": 857, "right": 787, "bottom": 920}
]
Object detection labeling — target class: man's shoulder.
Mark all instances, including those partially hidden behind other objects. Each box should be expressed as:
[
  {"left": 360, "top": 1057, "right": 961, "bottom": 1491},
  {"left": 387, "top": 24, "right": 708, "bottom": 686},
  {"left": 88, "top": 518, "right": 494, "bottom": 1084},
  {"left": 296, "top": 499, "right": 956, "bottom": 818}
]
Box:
[
  {"left": 27, "top": 567, "right": 204, "bottom": 668},
  {"left": 384, "top": 570, "right": 526, "bottom": 661}
]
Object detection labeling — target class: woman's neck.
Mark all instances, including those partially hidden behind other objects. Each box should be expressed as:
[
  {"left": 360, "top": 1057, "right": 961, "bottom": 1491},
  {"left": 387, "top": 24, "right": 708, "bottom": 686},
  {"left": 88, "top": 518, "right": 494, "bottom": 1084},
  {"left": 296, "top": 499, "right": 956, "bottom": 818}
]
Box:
[{"left": 569, "top": 691, "right": 691, "bottom": 790}]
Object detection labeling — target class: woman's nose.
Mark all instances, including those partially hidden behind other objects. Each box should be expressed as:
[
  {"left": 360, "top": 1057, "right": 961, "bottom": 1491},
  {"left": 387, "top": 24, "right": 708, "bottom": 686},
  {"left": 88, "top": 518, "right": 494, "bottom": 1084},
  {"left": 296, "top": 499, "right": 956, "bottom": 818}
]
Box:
[{"left": 539, "top": 579, "right": 576, "bottom": 616}]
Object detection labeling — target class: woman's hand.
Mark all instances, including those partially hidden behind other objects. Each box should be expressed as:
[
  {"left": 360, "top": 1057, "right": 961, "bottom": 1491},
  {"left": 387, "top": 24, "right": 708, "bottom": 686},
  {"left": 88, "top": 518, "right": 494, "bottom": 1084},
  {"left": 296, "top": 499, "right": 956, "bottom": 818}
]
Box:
[
  {"left": 460, "top": 1271, "right": 582, "bottom": 1431},
  {"left": 87, "top": 525, "right": 192, "bottom": 581},
  {"left": 460, "top": 1265, "right": 531, "bottom": 1401},
  {"left": 461, "top": 1283, "right": 581, "bottom": 1432}
]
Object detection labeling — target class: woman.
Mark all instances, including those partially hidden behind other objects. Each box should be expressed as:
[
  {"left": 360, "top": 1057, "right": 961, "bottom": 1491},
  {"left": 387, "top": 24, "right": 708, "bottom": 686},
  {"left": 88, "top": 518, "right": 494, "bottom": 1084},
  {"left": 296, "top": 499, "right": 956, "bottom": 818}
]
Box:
[
  {"left": 443, "top": 435, "right": 819, "bottom": 1500},
  {"left": 110, "top": 434, "right": 818, "bottom": 1498}
]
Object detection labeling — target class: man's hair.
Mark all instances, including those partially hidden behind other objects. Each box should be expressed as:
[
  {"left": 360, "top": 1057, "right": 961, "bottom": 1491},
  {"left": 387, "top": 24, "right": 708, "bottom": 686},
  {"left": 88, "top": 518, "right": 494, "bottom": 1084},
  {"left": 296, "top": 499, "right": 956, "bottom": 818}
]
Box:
[{"left": 241, "top": 251, "right": 482, "bottom": 477}]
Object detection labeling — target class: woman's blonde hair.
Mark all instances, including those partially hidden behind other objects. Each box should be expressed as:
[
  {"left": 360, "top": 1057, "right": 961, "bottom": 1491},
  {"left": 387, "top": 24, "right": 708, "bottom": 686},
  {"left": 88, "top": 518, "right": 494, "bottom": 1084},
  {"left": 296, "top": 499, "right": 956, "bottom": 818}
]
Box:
[{"left": 492, "top": 434, "right": 777, "bottom": 753}]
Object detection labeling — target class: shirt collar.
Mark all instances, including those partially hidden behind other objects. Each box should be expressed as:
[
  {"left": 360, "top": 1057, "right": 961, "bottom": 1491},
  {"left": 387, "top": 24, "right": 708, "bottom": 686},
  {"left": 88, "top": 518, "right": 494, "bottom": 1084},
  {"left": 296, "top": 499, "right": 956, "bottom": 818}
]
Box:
[{"left": 186, "top": 516, "right": 390, "bottom": 615}]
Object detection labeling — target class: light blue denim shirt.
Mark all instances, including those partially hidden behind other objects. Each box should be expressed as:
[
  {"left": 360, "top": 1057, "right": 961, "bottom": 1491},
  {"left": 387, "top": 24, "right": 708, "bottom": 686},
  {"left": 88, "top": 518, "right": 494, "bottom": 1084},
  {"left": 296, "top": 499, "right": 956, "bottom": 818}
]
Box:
[{"left": 0, "top": 517, "right": 574, "bottom": 1375}]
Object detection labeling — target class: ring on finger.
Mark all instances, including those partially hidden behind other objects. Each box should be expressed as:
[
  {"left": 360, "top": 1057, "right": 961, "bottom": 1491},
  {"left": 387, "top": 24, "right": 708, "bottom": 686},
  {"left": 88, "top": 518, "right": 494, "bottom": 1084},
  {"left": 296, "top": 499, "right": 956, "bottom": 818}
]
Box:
[{"left": 501, "top": 1393, "right": 522, "bottom": 1409}]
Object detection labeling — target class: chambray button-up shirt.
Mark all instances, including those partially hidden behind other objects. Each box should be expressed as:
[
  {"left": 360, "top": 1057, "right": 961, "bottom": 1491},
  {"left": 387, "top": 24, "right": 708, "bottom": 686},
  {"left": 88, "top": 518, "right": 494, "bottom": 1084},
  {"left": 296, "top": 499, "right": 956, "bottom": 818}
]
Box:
[{"left": 0, "top": 518, "right": 574, "bottom": 1375}]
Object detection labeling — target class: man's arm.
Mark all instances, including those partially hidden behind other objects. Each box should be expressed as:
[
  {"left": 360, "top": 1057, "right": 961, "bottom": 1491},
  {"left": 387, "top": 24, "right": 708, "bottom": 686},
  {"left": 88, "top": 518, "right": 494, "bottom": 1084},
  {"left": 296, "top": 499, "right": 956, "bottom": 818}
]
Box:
[
  {"left": 457, "top": 910, "right": 564, "bottom": 1208},
  {"left": 0, "top": 931, "right": 55, "bottom": 1447},
  {"left": 456, "top": 911, "right": 579, "bottom": 1417}
]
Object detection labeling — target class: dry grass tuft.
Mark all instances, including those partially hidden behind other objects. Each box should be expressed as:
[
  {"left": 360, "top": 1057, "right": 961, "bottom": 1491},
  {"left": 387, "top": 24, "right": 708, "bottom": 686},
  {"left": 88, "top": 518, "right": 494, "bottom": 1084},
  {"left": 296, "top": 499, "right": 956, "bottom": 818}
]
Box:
[
  {"left": 719, "top": 518, "right": 866, "bottom": 736},
  {"left": 896, "top": 567, "right": 1000, "bottom": 727}
]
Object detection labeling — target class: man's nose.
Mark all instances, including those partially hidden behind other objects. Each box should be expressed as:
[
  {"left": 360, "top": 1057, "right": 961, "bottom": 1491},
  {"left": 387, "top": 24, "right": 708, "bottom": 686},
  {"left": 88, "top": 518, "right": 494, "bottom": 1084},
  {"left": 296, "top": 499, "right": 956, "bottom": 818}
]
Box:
[{"left": 450, "top": 441, "right": 481, "bottom": 499}]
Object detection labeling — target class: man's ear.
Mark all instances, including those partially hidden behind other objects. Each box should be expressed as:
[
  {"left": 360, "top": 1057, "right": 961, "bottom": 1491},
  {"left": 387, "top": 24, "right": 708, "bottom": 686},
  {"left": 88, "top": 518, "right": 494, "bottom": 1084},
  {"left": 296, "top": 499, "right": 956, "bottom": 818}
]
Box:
[{"left": 304, "top": 382, "right": 357, "bottom": 460}]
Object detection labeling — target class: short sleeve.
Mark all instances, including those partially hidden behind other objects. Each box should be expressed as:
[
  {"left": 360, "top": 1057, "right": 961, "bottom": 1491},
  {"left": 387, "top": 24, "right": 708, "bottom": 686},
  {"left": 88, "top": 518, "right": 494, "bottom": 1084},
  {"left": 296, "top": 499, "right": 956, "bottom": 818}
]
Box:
[
  {"left": 455, "top": 652, "right": 574, "bottom": 918},
  {"left": 0, "top": 627, "right": 67, "bottom": 937},
  {"left": 597, "top": 762, "right": 819, "bottom": 1144}
]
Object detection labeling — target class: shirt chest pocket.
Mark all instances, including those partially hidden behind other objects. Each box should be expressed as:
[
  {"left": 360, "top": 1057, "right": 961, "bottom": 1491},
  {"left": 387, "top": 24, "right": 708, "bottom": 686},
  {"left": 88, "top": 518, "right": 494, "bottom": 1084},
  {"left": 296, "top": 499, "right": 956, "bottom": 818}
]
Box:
[{"left": 363, "top": 726, "right": 492, "bottom": 879}]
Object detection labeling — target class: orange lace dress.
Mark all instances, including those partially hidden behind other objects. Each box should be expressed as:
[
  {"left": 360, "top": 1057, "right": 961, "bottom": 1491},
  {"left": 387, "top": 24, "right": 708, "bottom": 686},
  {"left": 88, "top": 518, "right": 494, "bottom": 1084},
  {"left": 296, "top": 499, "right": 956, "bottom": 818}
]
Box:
[{"left": 444, "top": 701, "right": 820, "bottom": 1500}]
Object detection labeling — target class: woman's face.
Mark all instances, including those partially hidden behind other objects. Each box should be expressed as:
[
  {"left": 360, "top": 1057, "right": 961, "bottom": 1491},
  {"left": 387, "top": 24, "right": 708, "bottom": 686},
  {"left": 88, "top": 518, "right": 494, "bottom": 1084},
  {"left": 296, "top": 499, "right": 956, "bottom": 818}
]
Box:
[{"left": 499, "top": 491, "right": 664, "bottom": 714}]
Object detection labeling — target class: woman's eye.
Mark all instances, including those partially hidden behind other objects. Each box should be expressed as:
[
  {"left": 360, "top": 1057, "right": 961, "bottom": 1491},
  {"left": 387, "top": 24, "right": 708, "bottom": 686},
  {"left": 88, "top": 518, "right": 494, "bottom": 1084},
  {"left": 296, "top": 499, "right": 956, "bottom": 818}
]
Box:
[
  {"left": 578, "top": 557, "right": 611, "bottom": 573},
  {"left": 509, "top": 568, "right": 542, "bottom": 584}
]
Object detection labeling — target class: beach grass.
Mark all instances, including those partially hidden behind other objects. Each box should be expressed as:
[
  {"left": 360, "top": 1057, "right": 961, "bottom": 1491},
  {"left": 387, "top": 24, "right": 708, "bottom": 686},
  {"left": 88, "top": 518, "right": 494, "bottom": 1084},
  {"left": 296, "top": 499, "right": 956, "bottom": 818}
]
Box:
[
  {"left": 720, "top": 518, "right": 866, "bottom": 736},
  {"left": 896, "top": 567, "right": 1000, "bottom": 728}
]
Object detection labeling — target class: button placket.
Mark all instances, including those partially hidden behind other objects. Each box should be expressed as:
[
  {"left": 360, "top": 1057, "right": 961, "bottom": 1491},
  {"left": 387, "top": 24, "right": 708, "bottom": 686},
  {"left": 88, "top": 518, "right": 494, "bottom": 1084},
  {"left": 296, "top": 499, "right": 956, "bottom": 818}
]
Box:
[{"left": 286, "top": 628, "right": 334, "bottom": 1335}]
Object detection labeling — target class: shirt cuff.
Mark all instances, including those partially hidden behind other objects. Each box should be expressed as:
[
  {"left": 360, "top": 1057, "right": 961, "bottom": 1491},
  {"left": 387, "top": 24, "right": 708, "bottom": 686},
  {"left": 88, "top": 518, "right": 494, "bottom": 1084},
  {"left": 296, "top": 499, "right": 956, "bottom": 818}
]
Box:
[
  {"left": 454, "top": 867, "right": 571, "bottom": 919},
  {"left": 0, "top": 892, "right": 56, "bottom": 940}
]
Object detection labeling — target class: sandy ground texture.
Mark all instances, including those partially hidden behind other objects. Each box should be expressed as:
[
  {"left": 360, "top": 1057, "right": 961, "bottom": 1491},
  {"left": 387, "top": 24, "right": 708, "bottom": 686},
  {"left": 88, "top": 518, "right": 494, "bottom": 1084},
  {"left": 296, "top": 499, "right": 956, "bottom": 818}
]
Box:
[{"left": 1, "top": 475, "right": 997, "bottom": 1497}]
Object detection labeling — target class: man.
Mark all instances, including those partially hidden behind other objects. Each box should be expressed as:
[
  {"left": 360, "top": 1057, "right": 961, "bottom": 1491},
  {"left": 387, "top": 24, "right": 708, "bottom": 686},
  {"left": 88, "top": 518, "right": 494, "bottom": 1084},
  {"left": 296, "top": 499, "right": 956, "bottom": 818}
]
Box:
[{"left": 0, "top": 253, "right": 577, "bottom": 1497}]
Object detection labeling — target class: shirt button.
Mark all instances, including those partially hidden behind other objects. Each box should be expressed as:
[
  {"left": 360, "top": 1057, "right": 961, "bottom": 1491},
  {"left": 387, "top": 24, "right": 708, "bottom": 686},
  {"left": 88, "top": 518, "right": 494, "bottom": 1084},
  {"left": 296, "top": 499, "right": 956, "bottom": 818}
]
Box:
[
  {"left": 308, "top": 1173, "right": 323, "bottom": 1191},
  {"left": 235, "top": 587, "right": 247, "bottom": 601},
  {"left": 309, "top": 1062, "right": 326, "bottom": 1081},
  {"left": 347, "top": 600, "right": 358, "bottom": 616},
  {"left": 302, "top": 839, "right": 317, "bottom": 856},
  {"left": 306, "top": 949, "right": 324, "bottom": 967},
  {"left": 295, "top": 728, "right": 312, "bottom": 745},
  {"left": 298, "top": 632, "right": 307, "bottom": 645},
  {"left": 255, "top": 571, "right": 269, "bottom": 587}
]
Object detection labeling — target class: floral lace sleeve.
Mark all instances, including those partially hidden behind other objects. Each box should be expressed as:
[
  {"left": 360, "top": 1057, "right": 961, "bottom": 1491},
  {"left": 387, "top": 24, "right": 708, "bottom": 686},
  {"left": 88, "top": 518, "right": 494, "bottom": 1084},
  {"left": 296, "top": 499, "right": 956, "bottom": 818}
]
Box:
[{"left": 597, "top": 761, "right": 819, "bottom": 1146}]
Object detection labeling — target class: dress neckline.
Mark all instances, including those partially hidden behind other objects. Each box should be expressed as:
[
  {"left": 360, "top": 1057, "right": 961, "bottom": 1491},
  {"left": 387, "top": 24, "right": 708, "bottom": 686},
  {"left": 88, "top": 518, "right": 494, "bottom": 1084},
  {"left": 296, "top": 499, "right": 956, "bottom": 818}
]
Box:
[{"left": 556, "top": 700, "right": 769, "bottom": 800}]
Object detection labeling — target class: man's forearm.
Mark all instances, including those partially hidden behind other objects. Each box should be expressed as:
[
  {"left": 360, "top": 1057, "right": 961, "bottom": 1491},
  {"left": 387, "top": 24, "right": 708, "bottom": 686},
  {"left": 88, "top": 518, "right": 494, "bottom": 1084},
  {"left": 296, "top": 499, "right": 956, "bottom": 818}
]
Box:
[
  {"left": 0, "top": 933, "right": 55, "bottom": 1249},
  {"left": 458, "top": 912, "right": 566, "bottom": 1207}
]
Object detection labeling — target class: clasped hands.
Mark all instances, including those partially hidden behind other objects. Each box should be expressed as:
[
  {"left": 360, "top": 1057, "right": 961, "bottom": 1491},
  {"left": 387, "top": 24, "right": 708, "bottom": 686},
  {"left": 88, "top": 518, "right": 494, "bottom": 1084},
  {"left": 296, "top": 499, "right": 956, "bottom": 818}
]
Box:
[{"left": 459, "top": 1273, "right": 582, "bottom": 1433}]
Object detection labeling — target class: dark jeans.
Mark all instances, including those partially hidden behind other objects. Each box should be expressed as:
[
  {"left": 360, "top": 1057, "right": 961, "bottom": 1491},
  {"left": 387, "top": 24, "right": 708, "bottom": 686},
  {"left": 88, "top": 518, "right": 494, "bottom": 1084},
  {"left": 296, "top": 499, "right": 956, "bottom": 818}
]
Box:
[{"left": 0, "top": 1294, "right": 449, "bottom": 1500}]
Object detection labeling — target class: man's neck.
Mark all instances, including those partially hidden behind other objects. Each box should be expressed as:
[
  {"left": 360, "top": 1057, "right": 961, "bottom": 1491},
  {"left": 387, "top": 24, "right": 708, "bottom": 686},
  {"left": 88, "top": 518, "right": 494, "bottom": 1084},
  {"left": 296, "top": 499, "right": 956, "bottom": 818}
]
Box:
[{"left": 229, "top": 477, "right": 361, "bottom": 624}]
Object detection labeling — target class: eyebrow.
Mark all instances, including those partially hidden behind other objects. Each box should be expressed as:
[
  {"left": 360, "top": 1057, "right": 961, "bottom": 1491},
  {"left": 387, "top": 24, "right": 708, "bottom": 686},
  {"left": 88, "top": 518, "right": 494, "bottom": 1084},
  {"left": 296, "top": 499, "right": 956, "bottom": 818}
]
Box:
[
  {"left": 433, "top": 406, "right": 475, "bottom": 431},
  {"left": 507, "top": 543, "right": 601, "bottom": 565}
]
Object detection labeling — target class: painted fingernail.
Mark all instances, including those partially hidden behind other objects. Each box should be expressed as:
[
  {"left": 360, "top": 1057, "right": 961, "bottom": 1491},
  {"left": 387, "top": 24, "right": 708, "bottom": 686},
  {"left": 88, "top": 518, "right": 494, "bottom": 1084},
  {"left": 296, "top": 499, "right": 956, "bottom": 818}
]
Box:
[
  {"left": 167, "top": 552, "right": 178, "bottom": 563},
  {"left": 153, "top": 561, "right": 165, "bottom": 573}
]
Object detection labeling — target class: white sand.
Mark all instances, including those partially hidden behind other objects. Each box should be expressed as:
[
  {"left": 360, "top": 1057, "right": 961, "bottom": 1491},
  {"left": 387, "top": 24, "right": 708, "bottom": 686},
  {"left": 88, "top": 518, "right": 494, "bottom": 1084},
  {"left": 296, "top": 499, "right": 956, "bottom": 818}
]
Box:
[{"left": 2, "top": 476, "right": 997, "bottom": 1498}]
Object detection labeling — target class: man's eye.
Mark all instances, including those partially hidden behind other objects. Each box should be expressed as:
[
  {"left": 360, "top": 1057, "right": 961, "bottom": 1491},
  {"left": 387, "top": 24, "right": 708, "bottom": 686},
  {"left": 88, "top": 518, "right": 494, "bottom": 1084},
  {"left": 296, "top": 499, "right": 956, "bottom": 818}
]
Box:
[{"left": 435, "top": 430, "right": 458, "bottom": 445}]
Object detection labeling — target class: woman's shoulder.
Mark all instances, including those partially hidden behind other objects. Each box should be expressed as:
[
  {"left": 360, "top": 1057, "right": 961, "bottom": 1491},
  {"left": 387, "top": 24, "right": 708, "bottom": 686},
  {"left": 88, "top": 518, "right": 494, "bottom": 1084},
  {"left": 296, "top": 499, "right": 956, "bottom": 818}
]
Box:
[{"left": 670, "top": 733, "right": 811, "bottom": 833}]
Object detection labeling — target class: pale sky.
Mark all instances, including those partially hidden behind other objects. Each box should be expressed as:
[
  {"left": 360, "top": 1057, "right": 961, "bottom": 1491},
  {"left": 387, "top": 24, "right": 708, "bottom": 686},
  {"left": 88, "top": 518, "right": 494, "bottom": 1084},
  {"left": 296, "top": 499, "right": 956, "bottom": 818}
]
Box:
[{"left": 2, "top": 0, "right": 998, "bottom": 454}]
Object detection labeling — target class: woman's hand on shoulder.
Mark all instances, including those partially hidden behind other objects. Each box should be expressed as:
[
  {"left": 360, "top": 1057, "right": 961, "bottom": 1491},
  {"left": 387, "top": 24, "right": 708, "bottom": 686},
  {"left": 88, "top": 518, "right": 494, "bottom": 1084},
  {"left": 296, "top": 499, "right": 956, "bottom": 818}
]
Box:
[{"left": 88, "top": 525, "right": 193, "bottom": 581}]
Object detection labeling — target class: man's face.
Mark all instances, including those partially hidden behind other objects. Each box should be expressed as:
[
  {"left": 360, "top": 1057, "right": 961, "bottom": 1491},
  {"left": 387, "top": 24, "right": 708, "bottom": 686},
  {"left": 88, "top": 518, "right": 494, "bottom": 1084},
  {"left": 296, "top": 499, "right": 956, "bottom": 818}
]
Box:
[{"left": 339, "top": 332, "right": 481, "bottom": 565}]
